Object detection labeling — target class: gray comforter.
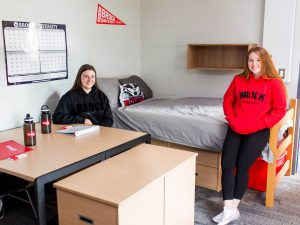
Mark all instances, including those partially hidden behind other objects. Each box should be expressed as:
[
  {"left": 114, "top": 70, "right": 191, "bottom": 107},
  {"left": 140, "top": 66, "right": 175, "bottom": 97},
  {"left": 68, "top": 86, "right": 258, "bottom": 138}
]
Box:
[{"left": 113, "top": 97, "right": 227, "bottom": 152}]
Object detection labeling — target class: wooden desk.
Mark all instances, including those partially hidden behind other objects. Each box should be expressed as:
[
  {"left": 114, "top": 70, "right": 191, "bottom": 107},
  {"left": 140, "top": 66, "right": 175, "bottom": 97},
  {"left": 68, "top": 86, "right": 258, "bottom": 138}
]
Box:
[
  {"left": 54, "top": 144, "right": 197, "bottom": 225},
  {"left": 0, "top": 125, "right": 150, "bottom": 225}
]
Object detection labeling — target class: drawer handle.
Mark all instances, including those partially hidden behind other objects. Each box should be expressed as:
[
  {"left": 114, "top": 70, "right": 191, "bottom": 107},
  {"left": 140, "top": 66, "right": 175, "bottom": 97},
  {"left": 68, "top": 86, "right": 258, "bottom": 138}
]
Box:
[
  {"left": 195, "top": 172, "right": 198, "bottom": 176},
  {"left": 79, "top": 215, "right": 94, "bottom": 224}
]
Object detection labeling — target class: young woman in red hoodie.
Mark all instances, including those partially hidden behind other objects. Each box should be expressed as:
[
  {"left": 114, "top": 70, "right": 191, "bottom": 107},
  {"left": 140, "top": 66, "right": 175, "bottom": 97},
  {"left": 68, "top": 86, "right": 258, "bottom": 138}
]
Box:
[{"left": 213, "top": 47, "right": 287, "bottom": 225}]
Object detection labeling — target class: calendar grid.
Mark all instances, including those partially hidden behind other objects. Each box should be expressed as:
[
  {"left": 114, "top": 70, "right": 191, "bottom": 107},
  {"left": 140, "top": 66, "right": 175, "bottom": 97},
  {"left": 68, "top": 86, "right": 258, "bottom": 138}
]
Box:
[{"left": 2, "top": 21, "right": 68, "bottom": 85}]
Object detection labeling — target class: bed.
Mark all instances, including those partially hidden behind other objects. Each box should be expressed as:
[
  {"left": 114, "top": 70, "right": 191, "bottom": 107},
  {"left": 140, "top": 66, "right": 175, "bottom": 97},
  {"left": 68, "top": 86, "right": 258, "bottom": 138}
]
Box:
[
  {"left": 98, "top": 76, "right": 297, "bottom": 207},
  {"left": 114, "top": 97, "right": 227, "bottom": 151}
]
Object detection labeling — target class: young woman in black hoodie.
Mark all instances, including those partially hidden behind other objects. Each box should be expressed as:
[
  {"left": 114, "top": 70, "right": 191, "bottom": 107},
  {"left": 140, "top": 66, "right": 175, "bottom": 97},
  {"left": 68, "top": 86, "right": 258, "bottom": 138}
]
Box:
[{"left": 53, "top": 64, "right": 113, "bottom": 127}]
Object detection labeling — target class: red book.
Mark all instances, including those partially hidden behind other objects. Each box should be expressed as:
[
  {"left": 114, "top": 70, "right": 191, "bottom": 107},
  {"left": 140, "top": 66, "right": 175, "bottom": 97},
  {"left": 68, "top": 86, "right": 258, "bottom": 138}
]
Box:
[{"left": 0, "top": 140, "right": 33, "bottom": 160}]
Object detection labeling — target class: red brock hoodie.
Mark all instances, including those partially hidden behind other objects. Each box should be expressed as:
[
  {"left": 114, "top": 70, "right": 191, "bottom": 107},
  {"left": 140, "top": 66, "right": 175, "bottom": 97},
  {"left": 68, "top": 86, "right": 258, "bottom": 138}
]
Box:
[{"left": 223, "top": 73, "right": 286, "bottom": 134}]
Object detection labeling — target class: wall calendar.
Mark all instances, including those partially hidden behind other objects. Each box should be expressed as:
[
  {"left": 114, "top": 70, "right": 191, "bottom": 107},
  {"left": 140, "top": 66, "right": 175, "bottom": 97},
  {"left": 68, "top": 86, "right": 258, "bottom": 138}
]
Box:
[{"left": 2, "top": 21, "right": 68, "bottom": 85}]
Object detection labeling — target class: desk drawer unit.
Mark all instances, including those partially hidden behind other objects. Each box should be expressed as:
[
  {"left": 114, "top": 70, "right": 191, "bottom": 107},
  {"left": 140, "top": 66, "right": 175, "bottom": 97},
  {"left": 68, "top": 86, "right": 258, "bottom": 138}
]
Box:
[
  {"left": 54, "top": 144, "right": 197, "bottom": 225},
  {"left": 57, "top": 190, "right": 117, "bottom": 225},
  {"left": 57, "top": 179, "right": 164, "bottom": 225}
]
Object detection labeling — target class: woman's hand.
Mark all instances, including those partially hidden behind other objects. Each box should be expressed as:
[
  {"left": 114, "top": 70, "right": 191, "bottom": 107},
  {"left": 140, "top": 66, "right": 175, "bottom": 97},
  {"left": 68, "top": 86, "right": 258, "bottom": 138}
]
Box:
[{"left": 84, "top": 119, "right": 93, "bottom": 125}]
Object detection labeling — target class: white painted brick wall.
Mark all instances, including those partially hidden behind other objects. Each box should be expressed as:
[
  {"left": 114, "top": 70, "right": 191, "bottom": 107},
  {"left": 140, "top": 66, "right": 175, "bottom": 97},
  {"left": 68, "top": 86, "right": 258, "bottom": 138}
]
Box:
[
  {"left": 0, "top": 0, "right": 141, "bottom": 131},
  {"left": 0, "top": 0, "right": 299, "bottom": 131},
  {"left": 141, "top": 0, "right": 265, "bottom": 98}
]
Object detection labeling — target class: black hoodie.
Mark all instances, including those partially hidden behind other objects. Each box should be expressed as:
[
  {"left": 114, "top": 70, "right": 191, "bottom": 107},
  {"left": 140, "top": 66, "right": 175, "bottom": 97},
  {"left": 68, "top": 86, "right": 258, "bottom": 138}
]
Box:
[{"left": 53, "top": 87, "right": 113, "bottom": 127}]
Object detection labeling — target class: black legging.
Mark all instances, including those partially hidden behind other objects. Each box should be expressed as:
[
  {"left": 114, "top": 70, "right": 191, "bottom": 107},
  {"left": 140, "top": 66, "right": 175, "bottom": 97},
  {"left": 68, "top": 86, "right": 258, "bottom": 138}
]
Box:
[{"left": 221, "top": 127, "right": 270, "bottom": 200}]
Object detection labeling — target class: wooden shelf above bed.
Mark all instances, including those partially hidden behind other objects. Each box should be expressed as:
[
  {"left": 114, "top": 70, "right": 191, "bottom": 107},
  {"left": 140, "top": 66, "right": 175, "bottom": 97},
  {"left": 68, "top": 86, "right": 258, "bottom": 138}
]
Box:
[{"left": 187, "top": 44, "right": 257, "bottom": 70}]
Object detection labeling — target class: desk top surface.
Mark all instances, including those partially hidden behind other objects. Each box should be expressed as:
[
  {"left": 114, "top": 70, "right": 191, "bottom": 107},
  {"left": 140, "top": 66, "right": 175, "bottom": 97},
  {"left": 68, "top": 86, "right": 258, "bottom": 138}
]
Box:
[
  {"left": 0, "top": 125, "right": 147, "bottom": 181},
  {"left": 54, "top": 143, "right": 197, "bottom": 206}
]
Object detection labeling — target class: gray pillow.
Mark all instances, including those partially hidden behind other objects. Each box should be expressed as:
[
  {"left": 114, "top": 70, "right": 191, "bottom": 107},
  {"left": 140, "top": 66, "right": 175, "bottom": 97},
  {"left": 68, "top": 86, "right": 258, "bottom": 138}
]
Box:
[
  {"left": 97, "top": 78, "right": 120, "bottom": 109},
  {"left": 119, "top": 75, "right": 153, "bottom": 99}
]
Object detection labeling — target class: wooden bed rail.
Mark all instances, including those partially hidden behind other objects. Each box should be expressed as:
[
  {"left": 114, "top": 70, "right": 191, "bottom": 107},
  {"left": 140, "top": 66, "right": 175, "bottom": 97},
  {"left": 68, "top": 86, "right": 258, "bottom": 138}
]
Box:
[{"left": 266, "top": 99, "right": 297, "bottom": 207}]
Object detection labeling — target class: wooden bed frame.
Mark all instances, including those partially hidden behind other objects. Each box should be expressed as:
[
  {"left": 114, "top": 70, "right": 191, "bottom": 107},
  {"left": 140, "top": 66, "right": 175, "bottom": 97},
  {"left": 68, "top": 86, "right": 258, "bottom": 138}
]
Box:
[
  {"left": 266, "top": 98, "right": 297, "bottom": 207},
  {"left": 151, "top": 99, "right": 297, "bottom": 208}
]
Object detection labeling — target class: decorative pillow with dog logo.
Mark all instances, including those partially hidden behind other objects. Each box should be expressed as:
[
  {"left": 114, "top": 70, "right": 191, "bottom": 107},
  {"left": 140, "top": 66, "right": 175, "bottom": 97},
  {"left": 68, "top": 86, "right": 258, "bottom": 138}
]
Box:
[{"left": 119, "top": 83, "right": 145, "bottom": 107}]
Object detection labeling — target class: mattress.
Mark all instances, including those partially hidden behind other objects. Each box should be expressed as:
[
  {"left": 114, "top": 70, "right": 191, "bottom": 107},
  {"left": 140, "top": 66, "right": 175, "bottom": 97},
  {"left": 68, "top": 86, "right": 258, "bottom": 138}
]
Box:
[{"left": 113, "top": 97, "right": 227, "bottom": 152}]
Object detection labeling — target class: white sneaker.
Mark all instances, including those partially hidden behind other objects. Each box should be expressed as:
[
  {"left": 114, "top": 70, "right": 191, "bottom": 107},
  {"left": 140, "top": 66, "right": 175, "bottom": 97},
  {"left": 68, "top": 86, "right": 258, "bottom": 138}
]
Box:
[
  {"left": 213, "top": 211, "right": 224, "bottom": 223},
  {"left": 213, "top": 208, "right": 240, "bottom": 223},
  {"left": 217, "top": 207, "right": 240, "bottom": 225}
]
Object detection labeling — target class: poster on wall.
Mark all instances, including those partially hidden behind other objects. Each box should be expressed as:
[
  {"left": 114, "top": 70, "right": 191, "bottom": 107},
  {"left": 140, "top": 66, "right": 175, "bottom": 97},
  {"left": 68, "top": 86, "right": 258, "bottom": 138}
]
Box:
[{"left": 2, "top": 20, "right": 68, "bottom": 85}]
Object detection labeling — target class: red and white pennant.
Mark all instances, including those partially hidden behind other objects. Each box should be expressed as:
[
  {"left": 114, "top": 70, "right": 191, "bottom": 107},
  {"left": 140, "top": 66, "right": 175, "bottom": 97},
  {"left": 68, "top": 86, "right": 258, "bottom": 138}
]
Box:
[{"left": 96, "top": 4, "right": 126, "bottom": 25}]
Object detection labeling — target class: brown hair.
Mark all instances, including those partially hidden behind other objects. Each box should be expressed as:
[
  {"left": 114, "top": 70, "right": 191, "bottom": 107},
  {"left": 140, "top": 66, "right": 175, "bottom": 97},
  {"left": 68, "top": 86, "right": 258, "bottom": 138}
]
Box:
[
  {"left": 238, "top": 46, "right": 286, "bottom": 95},
  {"left": 71, "top": 64, "right": 100, "bottom": 91}
]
